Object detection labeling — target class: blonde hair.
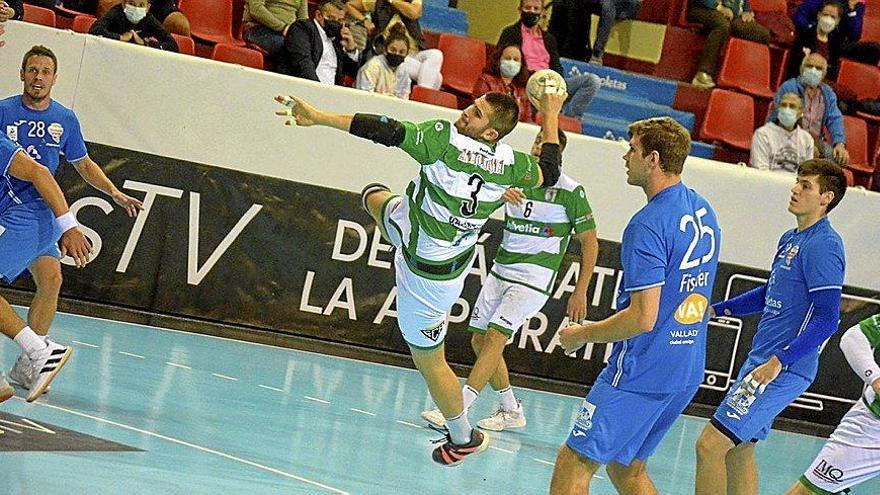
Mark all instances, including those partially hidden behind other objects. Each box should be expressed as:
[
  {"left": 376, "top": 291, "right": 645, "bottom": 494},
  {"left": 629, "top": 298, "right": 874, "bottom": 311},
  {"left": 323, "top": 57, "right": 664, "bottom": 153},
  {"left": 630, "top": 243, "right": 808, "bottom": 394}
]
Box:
[{"left": 628, "top": 117, "right": 691, "bottom": 174}]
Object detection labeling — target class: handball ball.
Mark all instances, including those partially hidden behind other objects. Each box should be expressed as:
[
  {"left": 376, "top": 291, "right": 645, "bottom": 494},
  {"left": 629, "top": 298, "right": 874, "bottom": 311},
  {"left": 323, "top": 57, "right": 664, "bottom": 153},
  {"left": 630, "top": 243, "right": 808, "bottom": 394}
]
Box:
[{"left": 526, "top": 69, "right": 567, "bottom": 108}]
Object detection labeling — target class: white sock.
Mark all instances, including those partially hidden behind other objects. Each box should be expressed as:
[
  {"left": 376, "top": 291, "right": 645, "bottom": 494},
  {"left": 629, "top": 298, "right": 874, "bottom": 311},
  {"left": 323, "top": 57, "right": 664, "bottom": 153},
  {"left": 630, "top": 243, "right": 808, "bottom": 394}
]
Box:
[
  {"left": 13, "top": 327, "right": 47, "bottom": 359},
  {"left": 462, "top": 384, "right": 479, "bottom": 410},
  {"left": 445, "top": 411, "right": 473, "bottom": 445},
  {"left": 498, "top": 386, "right": 518, "bottom": 411}
]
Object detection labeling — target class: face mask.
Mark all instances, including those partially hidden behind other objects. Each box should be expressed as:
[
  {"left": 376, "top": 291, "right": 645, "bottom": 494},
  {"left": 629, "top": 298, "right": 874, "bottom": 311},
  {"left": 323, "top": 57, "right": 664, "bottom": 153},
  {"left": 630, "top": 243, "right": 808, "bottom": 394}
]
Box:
[
  {"left": 777, "top": 107, "right": 799, "bottom": 128},
  {"left": 500, "top": 59, "right": 521, "bottom": 78},
  {"left": 323, "top": 19, "right": 342, "bottom": 39},
  {"left": 801, "top": 67, "right": 824, "bottom": 87},
  {"left": 385, "top": 53, "right": 405, "bottom": 69},
  {"left": 123, "top": 4, "right": 147, "bottom": 24},
  {"left": 521, "top": 12, "right": 540, "bottom": 28},
  {"left": 818, "top": 14, "right": 838, "bottom": 33}
]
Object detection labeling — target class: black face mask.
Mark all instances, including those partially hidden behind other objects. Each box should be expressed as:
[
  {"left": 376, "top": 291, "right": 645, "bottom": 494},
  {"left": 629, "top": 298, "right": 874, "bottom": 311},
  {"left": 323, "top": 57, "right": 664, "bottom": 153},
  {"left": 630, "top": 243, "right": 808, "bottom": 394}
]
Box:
[
  {"left": 521, "top": 12, "right": 540, "bottom": 28},
  {"left": 386, "top": 53, "right": 405, "bottom": 69},
  {"left": 323, "top": 19, "right": 342, "bottom": 39}
]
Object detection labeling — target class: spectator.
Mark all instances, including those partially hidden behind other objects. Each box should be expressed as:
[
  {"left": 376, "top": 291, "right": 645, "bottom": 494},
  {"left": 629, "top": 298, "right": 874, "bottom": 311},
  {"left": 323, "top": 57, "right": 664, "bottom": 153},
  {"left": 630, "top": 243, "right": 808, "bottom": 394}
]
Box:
[
  {"left": 590, "top": 0, "right": 643, "bottom": 65},
  {"left": 769, "top": 53, "right": 849, "bottom": 166},
  {"left": 498, "top": 0, "right": 601, "bottom": 121},
  {"left": 242, "top": 0, "right": 309, "bottom": 75},
  {"left": 346, "top": 0, "right": 443, "bottom": 90},
  {"left": 687, "top": 0, "right": 770, "bottom": 89},
  {"left": 550, "top": 0, "right": 642, "bottom": 65},
  {"left": 89, "top": 0, "right": 179, "bottom": 52},
  {"left": 98, "top": 0, "right": 189, "bottom": 36},
  {"left": 286, "top": 0, "right": 360, "bottom": 86},
  {"left": 791, "top": 0, "right": 880, "bottom": 78},
  {"left": 355, "top": 24, "right": 411, "bottom": 99},
  {"left": 472, "top": 44, "right": 532, "bottom": 123},
  {"left": 0, "top": 0, "right": 23, "bottom": 22},
  {"left": 751, "top": 92, "right": 815, "bottom": 173}
]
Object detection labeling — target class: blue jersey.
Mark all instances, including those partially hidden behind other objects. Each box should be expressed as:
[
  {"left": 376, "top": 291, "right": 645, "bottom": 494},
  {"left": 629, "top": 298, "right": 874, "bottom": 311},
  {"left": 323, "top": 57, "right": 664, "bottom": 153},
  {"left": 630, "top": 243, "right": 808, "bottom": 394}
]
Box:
[
  {"left": 598, "top": 182, "right": 721, "bottom": 393},
  {"left": 745, "top": 217, "right": 845, "bottom": 381},
  {"left": 0, "top": 95, "right": 88, "bottom": 211},
  {"left": 0, "top": 134, "right": 23, "bottom": 183}
]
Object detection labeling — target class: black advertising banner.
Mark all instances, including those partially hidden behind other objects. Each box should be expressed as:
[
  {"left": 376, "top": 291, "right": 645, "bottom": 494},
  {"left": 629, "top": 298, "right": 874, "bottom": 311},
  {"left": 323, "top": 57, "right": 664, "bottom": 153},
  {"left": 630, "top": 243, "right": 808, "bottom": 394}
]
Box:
[{"left": 6, "top": 143, "right": 877, "bottom": 428}]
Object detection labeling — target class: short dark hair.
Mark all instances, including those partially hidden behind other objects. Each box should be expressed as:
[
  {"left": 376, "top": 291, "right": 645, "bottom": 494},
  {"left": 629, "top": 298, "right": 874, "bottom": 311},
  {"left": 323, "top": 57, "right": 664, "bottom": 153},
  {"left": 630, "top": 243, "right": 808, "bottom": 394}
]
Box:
[
  {"left": 21, "top": 45, "right": 58, "bottom": 74},
  {"left": 484, "top": 92, "right": 520, "bottom": 140},
  {"left": 797, "top": 159, "right": 847, "bottom": 213},
  {"left": 318, "top": 0, "right": 346, "bottom": 13},
  {"left": 628, "top": 117, "right": 691, "bottom": 174},
  {"left": 821, "top": 0, "right": 843, "bottom": 16}
]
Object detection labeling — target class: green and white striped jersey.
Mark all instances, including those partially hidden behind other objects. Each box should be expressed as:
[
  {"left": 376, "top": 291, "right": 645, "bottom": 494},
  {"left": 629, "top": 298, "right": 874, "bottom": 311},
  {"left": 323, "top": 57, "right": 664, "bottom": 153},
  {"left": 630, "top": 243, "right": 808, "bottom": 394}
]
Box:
[
  {"left": 491, "top": 173, "right": 596, "bottom": 294},
  {"left": 858, "top": 314, "right": 880, "bottom": 418},
  {"left": 395, "top": 119, "right": 540, "bottom": 263}
]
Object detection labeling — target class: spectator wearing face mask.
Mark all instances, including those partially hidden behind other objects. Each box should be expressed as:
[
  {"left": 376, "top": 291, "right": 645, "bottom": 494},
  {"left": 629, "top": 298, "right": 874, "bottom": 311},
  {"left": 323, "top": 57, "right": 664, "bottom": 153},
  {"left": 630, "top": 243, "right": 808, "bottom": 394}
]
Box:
[
  {"left": 89, "top": 0, "right": 179, "bottom": 52},
  {"left": 791, "top": 0, "right": 880, "bottom": 78},
  {"left": 355, "top": 25, "right": 411, "bottom": 99},
  {"left": 751, "top": 92, "right": 815, "bottom": 173},
  {"left": 97, "top": 0, "right": 190, "bottom": 36},
  {"left": 769, "top": 53, "right": 849, "bottom": 166},
  {"left": 472, "top": 44, "right": 533, "bottom": 123},
  {"left": 286, "top": 0, "right": 361, "bottom": 85}
]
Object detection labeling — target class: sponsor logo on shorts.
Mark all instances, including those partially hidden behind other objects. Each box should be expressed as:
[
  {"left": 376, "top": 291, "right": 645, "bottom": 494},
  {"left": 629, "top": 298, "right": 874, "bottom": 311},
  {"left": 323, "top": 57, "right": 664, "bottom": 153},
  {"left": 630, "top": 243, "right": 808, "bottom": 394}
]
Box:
[
  {"left": 812, "top": 459, "right": 844, "bottom": 485},
  {"left": 498, "top": 316, "right": 513, "bottom": 327},
  {"left": 726, "top": 386, "right": 757, "bottom": 416},
  {"left": 421, "top": 322, "right": 443, "bottom": 342},
  {"left": 571, "top": 430, "right": 586, "bottom": 437},
  {"left": 574, "top": 399, "right": 596, "bottom": 431},
  {"left": 725, "top": 411, "right": 741, "bottom": 421}
]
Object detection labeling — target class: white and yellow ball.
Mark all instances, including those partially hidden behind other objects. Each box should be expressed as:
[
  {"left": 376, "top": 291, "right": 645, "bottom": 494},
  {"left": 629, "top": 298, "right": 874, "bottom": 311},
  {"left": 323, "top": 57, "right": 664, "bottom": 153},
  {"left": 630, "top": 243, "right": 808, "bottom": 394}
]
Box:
[{"left": 526, "top": 69, "right": 568, "bottom": 108}]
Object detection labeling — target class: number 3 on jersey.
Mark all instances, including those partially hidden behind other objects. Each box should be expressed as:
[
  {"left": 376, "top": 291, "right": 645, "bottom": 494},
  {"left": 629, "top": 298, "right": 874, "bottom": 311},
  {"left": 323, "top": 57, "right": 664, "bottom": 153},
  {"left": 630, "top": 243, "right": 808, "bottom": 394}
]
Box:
[
  {"left": 679, "top": 207, "right": 716, "bottom": 270},
  {"left": 460, "top": 174, "right": 485, "bottom": 217}
]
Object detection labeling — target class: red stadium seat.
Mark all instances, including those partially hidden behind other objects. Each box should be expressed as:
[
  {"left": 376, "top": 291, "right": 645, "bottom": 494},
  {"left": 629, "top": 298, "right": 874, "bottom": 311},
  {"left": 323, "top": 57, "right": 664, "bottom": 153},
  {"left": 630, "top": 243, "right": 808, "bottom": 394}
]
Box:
[
  {"left": 717, "top": 38, "right": 775, "bottom": 99},
  {"left": 438, "top": 33, "right": 486, "bottom": 95},
  {"left": 178, "top": 0, "right": 245, "bottom": 46},
  {"left": 749, "top": 0, "right": 787, "bottom": 12},
  {"left": 172, "top": 34, "right": 196, "bottom": 56},
  {"left": 841, "top": 167, "right": 855, "bottom": 187},
  {"left": 837, "top": 59, "right": 880, "bottom": 101},
  {"left": 211, "top": 43, "right": 264, "bottom": 69},
  {"left": 699, "top": 89, "right": 755, "bottom": 151},
  {"left": 23, "top": 4, "right": 57, "bottom": 28},
  {"left": 843, "top": 116, "right": 874, "bottom": 182},
  {"left": 861, "top": 17, "right": 880, "bottom": 43},
  {"left": 410, "top": 86, "right": 458, "bottom": 109},
  {"left": 70, "top": 15, "right": 96, "bottom": 34},
  {"left": 535, "top": 114, "right": 583, "bottom": 134}
]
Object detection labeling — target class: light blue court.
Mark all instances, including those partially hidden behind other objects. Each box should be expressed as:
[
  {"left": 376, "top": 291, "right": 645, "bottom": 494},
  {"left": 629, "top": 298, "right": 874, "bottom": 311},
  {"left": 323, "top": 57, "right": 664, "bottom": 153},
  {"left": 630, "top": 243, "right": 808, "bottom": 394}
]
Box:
[{"left": 1, "top": 310, "right": 877, "bottom": 494}]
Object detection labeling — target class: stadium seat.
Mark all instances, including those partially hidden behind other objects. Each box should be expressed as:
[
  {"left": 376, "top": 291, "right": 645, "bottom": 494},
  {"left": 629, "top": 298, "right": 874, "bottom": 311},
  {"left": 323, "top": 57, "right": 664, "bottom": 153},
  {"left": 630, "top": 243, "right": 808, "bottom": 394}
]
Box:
[
  {"left": 699, "top": 89, "right": 754, "bottom": 151},
  {"left": 860, "top": 17, "right": 880, "bottom": 43},
  {"left": 837, "top": 59, "right": 880, "bottom": 101},
  {"left": 749, "top": 0, "right": 787, "bottom": 12},
  {"left": 70, "top": 15, "right": 96, "bottom": 34},
  {"left": 717, "top": 38, "right": 775, "bottom": 99},
  {"left": 438, "top": 33, "right": 486, "bottom": 95},
  {"left": 410, "top": 86, "right": 458, "bottom": 109},
  {"left": 172, "top": 34, "right": 196, "bottom": 56},
  {"left": 211, "top": 43, "right": 264, "bottom": 69},
  {"left": 843, "top": 116, "right": 874, "bottom": 182},
  {"left": 841, "top": 167, "right": 855, "bottom": 187},
  {"left": 178, "top": 0, "right": 245, "bottom": 46},
  {"left": 536, "top": 113, "right": 583, "bottom": 134},
  {"left": 23, "top": 4, "right": 57, "bottom": 28}
]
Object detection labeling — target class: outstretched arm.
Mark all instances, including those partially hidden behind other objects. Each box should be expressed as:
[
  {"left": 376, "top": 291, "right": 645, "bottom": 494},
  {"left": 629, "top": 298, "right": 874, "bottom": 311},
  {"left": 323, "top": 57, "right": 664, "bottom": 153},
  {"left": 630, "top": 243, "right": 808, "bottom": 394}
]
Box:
[
  {"left": 72, "top": 157, "right": 143, "bottom": 217},
  {"left": 275, "top": 95, "right": 407, "bottom": 147}
]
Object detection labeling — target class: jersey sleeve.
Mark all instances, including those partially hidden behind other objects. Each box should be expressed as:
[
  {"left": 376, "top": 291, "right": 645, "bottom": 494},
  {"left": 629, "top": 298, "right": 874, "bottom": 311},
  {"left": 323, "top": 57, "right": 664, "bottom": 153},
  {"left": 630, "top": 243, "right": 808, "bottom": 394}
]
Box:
[
  {"left": 568, "top": 185, "right": 596, "bottom": 235},
  {"left": 511, "top": 151, "right": 540, "bottom": 189},
  {"left": 0, "top": 134, "right": 22, "bottom": 177},
  {"left": 621, "top": 221, "right": 667, "bottom": 292},
  {"left": 802, "top": 236, "right": 846, "bottom": 293},
  {"left": 398, "top": 119, "right": 452, "bottom": 165},
  {"left": 62, "top": 112, "right": 89, "bottom": 163},
  {"left": 859, "top": 315, "right": 880, "bottom": 349}
]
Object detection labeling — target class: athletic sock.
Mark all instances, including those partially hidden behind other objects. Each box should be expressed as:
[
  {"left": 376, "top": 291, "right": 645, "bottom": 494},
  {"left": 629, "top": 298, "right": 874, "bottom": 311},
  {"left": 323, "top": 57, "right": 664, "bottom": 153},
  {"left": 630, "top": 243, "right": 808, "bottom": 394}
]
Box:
[
  {"left": 445, "top": 411, "right": 473, "bottom": 445},
  {"left": 14, "top": 327, "right": 47, "bottom": 359},
  {"left": 498, "top": 386, "right": 517, "bottom": 411},
  {"left": 462, "top": 384, "right": 479, "bottom": 410}
]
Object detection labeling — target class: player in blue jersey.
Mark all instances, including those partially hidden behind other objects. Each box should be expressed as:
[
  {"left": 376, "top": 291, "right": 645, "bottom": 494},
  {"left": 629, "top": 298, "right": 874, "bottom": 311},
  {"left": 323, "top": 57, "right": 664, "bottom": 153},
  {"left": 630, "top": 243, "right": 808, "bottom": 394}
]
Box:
[
  {"left": 0, "top": 45, "right": 143, "bottom": 394},
  {"left": 550, "top": 117, "right": 721, "bottom": 494},
  {"left": 695, "top": 158, "right": 848, "bottom": 495}
]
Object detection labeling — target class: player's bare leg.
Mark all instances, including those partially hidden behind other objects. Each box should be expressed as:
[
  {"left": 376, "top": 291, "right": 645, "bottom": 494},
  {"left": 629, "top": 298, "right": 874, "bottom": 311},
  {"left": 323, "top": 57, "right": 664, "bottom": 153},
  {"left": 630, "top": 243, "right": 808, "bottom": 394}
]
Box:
[
  {"left": 550, "top": 444, "right": 602, "bottom": 494},
  {"left": 466, "top": 327, "right": 508, "bottom": 393},
  {"left": 695, "top": 423, "right": 736, "bottom": 494},
  {"left": 606, "top": 460, "right": 658, "bottom": 495},
  {"left": 783, "top": 480, "right": 813, "bottom": 495},
  {"left": 27, "top": 256, "right": 62, "bottom": 336},
  {"left": 471, "top": 333, "right": 513, "bottom": 390},
  {"left": 726, "top": 442, "right": 758, "bottom": 495}
]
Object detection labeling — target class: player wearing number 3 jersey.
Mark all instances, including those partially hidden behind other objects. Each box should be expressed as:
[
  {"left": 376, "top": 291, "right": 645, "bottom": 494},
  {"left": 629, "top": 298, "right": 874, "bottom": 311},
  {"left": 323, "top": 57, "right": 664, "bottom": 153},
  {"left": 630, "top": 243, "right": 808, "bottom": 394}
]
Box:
[{"left": 550, "top": 117, "right": 720, "bottom": 494}]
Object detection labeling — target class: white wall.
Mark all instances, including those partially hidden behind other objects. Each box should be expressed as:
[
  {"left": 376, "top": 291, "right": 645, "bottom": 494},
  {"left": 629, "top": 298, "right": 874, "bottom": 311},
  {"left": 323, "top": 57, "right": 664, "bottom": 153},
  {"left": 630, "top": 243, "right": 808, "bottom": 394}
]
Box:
[{"left": 2, "top": 21, "right": 879, "bottom": 291}]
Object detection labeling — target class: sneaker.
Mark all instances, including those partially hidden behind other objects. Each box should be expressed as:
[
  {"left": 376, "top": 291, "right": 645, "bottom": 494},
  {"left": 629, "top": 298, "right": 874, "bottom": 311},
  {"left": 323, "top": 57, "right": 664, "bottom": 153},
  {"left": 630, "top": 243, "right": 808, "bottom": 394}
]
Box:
[
  {"left": 421, "top": 407, "right": 447, "bottom": 427},
  {"left": 26, "top": 340, "right": 72, "bottom": 402},
  {"left": 430, "top": 425, "right": 490, "bottom": 467},
  {"left": 691, "top": 71, "right": 716, "bottom": 89},
  {"left": 589, "top": 55, "right": 603, "bottom": 66},
  {"left": 477, "top": 401, "right": 527, "bottom": 431},
  {"left": 0, "top": 372, "right": 12, "bottom": 404},
  {"left": 360, "top": 183, "right": 390, "bottom": 214},
  {"left": 8, "top": 352, "right": 34, "bottom": 389}
]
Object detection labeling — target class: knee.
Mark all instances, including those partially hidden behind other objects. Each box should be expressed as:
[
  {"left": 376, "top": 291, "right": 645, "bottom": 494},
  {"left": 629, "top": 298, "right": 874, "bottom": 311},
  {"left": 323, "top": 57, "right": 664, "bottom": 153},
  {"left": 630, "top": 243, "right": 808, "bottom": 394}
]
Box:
[
  {"left": 36, "top": 268, "right": 63, "bottom": 292},
  {"left": 470, "top": 333, "right": 484, "bottom": 354},
  {"left": 606, "top": 461, "right": 646, "bottom": 484},
  {"left": 695, "top": 427, "right": 729, "bottom": 461},
  {"left": 164, "top": 12, "right": 191, "bottom": 37}
]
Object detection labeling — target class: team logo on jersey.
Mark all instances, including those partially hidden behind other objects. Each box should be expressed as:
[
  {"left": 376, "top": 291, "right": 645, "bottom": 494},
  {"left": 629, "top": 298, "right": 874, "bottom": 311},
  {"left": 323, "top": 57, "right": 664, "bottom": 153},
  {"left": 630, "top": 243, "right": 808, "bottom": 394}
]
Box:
[
  {"left": 574, "top": 399, "right": 596, "bottom": 431},
  {"left": 812, "top": 459, "right": 844, "bottom": 484},
  {"left": 48, "top": 123, "right": 64, "bottom": 144},
  {"left": 420, "top": 322, "right": 444, "bottom": 342},
  {"left": 5, "top": 125, "right": 17, "bottom": 142},
  {"left": 544, "top": 189, "right": 558, "bottom": 202},
  {"left": 674, "top": 293, "right": 708, "bottom": 324},
  {"left": 784, "top": 245, "right": 799, "bottom": 266}
]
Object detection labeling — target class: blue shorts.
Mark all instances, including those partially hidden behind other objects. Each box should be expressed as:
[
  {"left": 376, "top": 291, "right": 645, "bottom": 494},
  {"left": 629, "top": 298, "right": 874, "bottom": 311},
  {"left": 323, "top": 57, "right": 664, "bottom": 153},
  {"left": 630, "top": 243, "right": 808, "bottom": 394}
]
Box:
[
  {"left": 0, "top": 203, "right": 62, "bottom": 282},
  {"left": 565, "top": 377, "right": 699, "bottom": 466},
  {"left": 711, "top": 366, "right": 812, "bottom": 444}
]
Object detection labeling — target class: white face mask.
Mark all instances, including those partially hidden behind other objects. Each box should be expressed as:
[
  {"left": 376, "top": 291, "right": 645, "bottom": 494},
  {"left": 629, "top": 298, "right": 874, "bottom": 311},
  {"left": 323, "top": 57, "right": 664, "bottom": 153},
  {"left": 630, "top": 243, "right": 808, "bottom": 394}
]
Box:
[
  {"left": 818, "top": 14, "right": 838, "bottom": 33},
  {"left": 777, "top": 107, "right": 799, "bottom": 128},
  {"left": 500, "top": 59, "right": 521, "bottom": 79},
  {"left": 801, "top": 66, "right": 824, "bottom": 87},
  {"left": 124, "top": 4, "right": 148, "bottom": 24}
]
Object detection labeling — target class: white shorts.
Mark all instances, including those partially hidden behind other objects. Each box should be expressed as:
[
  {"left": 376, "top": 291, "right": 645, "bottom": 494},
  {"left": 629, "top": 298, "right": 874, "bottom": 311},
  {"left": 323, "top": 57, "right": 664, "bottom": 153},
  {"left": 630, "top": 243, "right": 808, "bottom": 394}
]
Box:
[
  {"left": 469, "top": 272, "right": 549, "bottom": 337},
  {"left": 381, "top": 195, "right": 470, "bottom": 350},
  {"left": 802, "top": 400, "right": 880, "bottom": 493}
]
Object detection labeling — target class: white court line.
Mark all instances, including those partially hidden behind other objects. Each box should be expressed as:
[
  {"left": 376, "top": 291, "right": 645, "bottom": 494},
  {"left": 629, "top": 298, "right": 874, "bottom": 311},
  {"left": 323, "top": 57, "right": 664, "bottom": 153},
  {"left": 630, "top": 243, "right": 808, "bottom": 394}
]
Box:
[
  {"left": 490, "top": 445, "right": 515, "bottom": 454},
  {"left": 118, "top": 351, "right": 145, "bottom": 359},
  {"left": 350, "top": 408, "right": 375, "bottom": 417},
  {"left": 304, "top": 396, "right": 330, "bottom": 404},
  {"left": 71, "top": 340, "right": 98, "bottom": 348},
  {"left": 0, "top": 423, "right": 23, "bottom": 434},
  {"left": 258, "top": 384, "right": 284, "bottom": 392},
  {"left": 12, "top": 397, "right": 349, "bottom": 494},
  {"left": 165, "top": 362, "right": 192, "bottom": 370},
  {"left": 532, "top": 458, "right": 554, "bottom": 466},
  {"left": 395, "top": 420, "right": 423, "bottom": 429},
  {"left": 211, "top": 373, "right": 238, "bottom": 382}
]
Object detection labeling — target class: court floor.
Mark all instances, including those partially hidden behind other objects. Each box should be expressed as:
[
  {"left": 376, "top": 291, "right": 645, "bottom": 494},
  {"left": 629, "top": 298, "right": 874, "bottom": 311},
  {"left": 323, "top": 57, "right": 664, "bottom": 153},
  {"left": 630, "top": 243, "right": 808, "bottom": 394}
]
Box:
[{"left": 0, "top": 309, "right": 876, "bottom": 494}]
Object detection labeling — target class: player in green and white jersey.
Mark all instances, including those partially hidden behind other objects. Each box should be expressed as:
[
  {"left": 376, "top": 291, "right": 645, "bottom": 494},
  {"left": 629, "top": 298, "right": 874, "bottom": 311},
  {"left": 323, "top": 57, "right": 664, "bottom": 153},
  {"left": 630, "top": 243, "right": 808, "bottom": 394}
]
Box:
[
  {"left": 786, "top": 313, "right": 880, "bottom": 494},
  {"left": 421, "top": 127, "right": 599, "bottom": 432},
  {"left": 275, "top": 91, "right": 565, "bottom": 466}
]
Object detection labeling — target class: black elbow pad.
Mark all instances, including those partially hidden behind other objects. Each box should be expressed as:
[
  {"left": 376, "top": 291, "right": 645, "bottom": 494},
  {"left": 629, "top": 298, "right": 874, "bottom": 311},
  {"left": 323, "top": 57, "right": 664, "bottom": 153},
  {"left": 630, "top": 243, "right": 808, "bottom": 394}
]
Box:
[
  {"left": 350, "top": 113, "right": 406, "bottom": 147},
  {"left": 539, "top": 143, "right": 562, "bottom": 187}
]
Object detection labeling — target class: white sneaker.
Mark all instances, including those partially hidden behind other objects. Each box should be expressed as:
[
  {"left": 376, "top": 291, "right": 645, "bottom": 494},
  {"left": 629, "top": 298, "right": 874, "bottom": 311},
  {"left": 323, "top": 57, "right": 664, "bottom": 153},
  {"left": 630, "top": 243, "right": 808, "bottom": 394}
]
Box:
[
  {"left": 421, "top": 408, "right": 447, "bottom": 427},
  {"left": 26, "top": 340, "right": 72, "bottom": 402},
  {"left": 8, "top": 352, "right": 34, "bottom": 389},
  {"left": 0, "top": 371, "right": 12, "bottom": 404},
  {"left": 477, "top": 401, "right": 527, "bottom": 431}
]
